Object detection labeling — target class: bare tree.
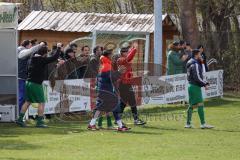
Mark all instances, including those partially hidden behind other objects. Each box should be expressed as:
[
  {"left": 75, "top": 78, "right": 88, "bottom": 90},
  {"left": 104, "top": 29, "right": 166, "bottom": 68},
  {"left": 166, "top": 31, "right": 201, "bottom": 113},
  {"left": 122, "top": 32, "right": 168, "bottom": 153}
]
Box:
[{"left": 178, "top": 0, "right": 199, "bottom": 48}]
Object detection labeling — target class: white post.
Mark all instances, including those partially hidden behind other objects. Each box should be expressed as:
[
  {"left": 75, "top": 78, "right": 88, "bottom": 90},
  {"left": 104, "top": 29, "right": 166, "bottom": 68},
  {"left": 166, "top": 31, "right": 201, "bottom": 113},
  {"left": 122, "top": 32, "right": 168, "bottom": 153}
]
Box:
[
  {"left": 144, "top": 34, "right": 150, "bottom": 75},
  {"left": 92, "top": 30, "right": 97, "bottom": 52},
  {"left": 15, "top": 6, "right": 19, "bottom": 121},
  {"left": 154, "top": 0, "right": 163, "bottom": 75},
  {"left": 144, "top": 34, "right": 150, "bottom": 64}
]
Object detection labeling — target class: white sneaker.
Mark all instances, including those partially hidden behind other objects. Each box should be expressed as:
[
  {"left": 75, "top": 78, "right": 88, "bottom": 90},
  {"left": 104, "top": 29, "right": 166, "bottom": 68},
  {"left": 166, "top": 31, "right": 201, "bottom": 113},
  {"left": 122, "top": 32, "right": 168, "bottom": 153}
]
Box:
[
  {"left": 200, "top": 124, "right": 214, "bottom": 129},
  {"left": 184, "top": 124, "right": 193, "bottom": 128}
]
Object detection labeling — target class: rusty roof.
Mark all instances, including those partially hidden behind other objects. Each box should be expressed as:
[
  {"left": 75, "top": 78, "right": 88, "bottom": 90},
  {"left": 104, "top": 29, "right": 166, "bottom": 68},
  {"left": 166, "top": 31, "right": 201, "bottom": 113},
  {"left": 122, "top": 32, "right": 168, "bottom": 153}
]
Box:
[{"left": 18, "top": 11, "right": 169, "bottom": 33}]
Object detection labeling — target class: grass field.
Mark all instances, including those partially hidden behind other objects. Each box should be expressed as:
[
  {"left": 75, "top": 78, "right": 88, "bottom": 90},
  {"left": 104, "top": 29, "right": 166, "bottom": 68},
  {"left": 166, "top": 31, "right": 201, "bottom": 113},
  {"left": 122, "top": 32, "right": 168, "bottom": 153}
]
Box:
[{"left": 0, "top": 95, "right": 240, "bottom": 160}]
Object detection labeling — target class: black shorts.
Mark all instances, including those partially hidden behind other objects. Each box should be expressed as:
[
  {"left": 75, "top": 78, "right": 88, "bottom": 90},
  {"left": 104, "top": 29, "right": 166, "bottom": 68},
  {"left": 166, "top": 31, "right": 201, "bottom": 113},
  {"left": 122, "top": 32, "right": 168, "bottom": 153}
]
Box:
[{"left": 119, "top": 83, "right": 137, "bottom": 107}]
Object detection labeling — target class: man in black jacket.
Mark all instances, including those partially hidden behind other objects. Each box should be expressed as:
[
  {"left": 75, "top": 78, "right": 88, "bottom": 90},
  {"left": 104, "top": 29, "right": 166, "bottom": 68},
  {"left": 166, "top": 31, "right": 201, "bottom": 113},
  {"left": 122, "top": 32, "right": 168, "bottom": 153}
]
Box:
[
  {"left": 18, "top": 40, "right": 44, "bottom": 113},
  {"left": 16, "top": 42, "right": 60, "bottom": 128},
  {"left": 185, "top": 49, "right": 214, "bottom": 129}
]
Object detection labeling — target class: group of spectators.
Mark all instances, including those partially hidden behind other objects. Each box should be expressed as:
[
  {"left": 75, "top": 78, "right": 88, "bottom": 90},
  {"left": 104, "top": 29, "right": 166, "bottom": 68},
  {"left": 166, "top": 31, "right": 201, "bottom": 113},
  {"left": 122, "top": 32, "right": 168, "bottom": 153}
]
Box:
[
  {"left": 16, "top": 39, "right": 146, "bottom": 130},
  {"left": 167, "top": 40, "right": 208, "bottom": 75}
]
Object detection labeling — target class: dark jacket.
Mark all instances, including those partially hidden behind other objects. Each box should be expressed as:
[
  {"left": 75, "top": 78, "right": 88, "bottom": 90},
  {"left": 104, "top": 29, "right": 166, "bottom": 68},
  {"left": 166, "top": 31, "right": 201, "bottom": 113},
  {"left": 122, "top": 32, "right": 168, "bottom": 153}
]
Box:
[
  {"left": 201, "top": 52, "right": 209, "bottom": 72},
  {"left": 84, "top": 54, "right": 100, "bottom": 78},
  {"left": 65, "top": 57, "right": 88, "bottom": 80},
  {"left": 112, "top": 53, "right": 121, "bottom": 71},
  {"left": 48, "top": 56, "right": 88, "bottom": 89},
  {"left": 27, "top": 49, "right": 60, "bottom": 84},
  {"left": 186, "top": 58, "right": 208, "bottom": 87},
  {"left": 183, "top": 50, "right": 192, "bottom": 73}
]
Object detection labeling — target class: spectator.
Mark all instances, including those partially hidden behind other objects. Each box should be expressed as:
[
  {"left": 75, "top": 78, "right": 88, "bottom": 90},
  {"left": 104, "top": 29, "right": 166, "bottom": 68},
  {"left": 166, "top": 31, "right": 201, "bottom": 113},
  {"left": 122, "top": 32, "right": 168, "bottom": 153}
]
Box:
[
  {"left": 81, "top": 45, "right": 90, "bottom": 57},
  {"left": 65, "top": 48, "right": 79, "bottom": 79},
  {"left": 84, "top": 46, "right": 103, "bottom": 78},
  {"left": 17, "top": 40, "right": 44, "bottom": 113},
  {"left": 65, "top": 48, "right": 76, "bottom": 60},
  {"left": 183, "top": 42, "right": 192, "bottom": 73},
  {"left": 57, "top": 42, "right": 65, "bottom": 59},
  {"left": 64, "top": 43, "right": 78, "bottom": 54},
  {"left": 70, "top": 43, "right": 78, "bottom": 53},
  {"left": 46, "top": 43, "right": 65, "bottom": 80},
  {"left": 30, "top": 39, "right": 38, "bottom": 46},
  {"left": 197, "top": 45, "right": 208, "bottom": 72},
  {"left": 77, "top": 45, "right": 91, "bottom": 78},
  {"left": 167, "top": 41, "right": 188, "bottom": 75},
  {"left": 179, "top": 40, "right": 187, "bottom": 57}
]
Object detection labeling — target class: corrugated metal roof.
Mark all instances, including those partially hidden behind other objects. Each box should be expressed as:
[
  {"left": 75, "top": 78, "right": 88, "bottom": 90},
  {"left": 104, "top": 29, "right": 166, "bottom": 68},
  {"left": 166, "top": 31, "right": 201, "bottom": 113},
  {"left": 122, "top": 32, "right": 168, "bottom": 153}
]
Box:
[{"left": 18, "top": 11, "right": 168, "bottom": 33}]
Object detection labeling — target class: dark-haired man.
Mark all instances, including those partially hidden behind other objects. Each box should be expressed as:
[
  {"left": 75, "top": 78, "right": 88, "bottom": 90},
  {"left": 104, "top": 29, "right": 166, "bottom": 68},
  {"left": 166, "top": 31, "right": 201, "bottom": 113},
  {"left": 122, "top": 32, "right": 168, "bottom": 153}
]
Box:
[
  {"left": 81, "top": 45, "right": 90, "bottom": 57},
  {"left": 185, "top": 49, "right": 214, "bottom": 129},
  {"left": 64, "top": 43, "right": 78, "bottom": 54},
  {"left": 77, "top": 45, "right": 91, "bottom": 78},
  {"left": 116, "top": 43, "right": 146, "bottom": 125},
  {"left": 17, "top": 40, "right": 44, "bottom": 113},
  {"left": 16, "top": 42, "right": 61, "bottom": 128},
  {"left": 85, "top": 46, "right": 102, "bottom": 78},
  {"left": 183, "top": 42, "right": 192, "bottom": 73},
  {"left": 30, "top": 39, "right": 38, "bottom": 46}
]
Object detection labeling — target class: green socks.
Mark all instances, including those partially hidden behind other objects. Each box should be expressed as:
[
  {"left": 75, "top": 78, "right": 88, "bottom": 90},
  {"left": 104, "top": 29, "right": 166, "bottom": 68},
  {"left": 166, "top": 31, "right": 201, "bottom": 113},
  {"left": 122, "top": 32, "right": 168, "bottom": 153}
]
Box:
[
  {"left": 186, "top": 105, "right": 193, "bottom": 125},
  {"left": 187, "top": 105, "right": 206, "bottom": 125},
  {"left": 36, "top": 116, "right": 44, "bottom": 124},
  {"left": 98, "top": 116, "right": 103, "bottom": 127},
  {"left": 107, "top": 116, "right": 112, "bottom": 127},
  {"left": 18, "top": 113, "right": 25, "bottom": 122},
  {"left": 36, "top": 116, "right": 48, "bottom": 128},
  {"left": 97, "top": 116, "right": 113, "bottom": 127},
  {"left": 198, "top": 106, "right": 205, "bottom": 125},
  {"left": 16, "top": 112, "right": 26, "bottom": 127}
]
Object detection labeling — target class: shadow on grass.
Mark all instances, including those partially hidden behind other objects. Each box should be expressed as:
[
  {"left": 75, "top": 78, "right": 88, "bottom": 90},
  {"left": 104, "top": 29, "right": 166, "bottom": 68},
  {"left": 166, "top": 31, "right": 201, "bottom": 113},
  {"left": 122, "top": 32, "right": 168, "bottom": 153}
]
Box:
[
  {"left": 122, "top": 125, "right": 188, "bottom": 135},
  {"left": 0, "top": 122, "right": 86, "bottom": 137},
  {"left": 205, "top": 97, "right": 240, "bottom": 108},
  {"left": 119, "top": 130, "right": 162, "bottom": 135},
  {"left": 142, "top": 125, "right": 180, "bottom": 131},
  {"left": 138, "top": 106, "right": 186, "bottom": 114},
  {"left": 0, "top": 139, "right": 41, "bottom": 150},
  {"left": 209, "top": 129, "right": 240, "bottom": 133},
  {"left": 135, "top": 97, "right": 240, "bottom": 115}
]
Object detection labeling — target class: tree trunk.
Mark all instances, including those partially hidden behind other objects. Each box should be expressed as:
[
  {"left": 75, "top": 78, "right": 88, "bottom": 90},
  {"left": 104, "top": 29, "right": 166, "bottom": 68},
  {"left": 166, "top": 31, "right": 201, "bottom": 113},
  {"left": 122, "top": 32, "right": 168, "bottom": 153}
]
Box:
[
  {"left": 199, "top": 0, "right": 216, "bottom": 58},
  {"left": 178, "top": 0, "right": 199, "bottom": 48},
  {"left": 29, "top": 0, "right": 43, "bottom": 11}
]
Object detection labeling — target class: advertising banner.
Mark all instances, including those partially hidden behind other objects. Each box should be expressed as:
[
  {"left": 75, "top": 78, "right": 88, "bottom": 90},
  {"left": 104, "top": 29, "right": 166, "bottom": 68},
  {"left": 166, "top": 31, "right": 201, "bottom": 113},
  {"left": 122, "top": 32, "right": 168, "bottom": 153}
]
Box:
[{"left": 0, "top": 3, "right": 18, "bottom": 29}]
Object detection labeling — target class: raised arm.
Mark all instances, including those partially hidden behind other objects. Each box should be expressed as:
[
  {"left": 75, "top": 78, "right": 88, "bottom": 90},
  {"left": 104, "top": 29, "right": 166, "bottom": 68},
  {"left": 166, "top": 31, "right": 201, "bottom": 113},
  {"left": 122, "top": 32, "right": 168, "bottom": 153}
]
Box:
[
  {"left": 126, "top": 48, "right": 137, "bottom": 62},
  {"left": 43, "top": 48, "right": 60, "bottom": 64},
  {"left": 18, "top": 44, "right": 43, "bottom": 59}
]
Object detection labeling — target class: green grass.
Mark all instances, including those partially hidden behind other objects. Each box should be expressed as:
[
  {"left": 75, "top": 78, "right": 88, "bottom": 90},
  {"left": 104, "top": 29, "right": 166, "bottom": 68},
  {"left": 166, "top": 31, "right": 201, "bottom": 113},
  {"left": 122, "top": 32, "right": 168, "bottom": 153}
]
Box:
[{"left": 0, "top": 95, "right": 240, "bottom": 160}]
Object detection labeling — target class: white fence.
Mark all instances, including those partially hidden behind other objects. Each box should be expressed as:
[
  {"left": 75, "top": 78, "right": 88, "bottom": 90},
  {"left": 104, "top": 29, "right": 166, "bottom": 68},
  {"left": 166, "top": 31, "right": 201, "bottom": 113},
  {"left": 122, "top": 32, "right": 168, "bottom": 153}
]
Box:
[{"left": 28, "top": 70, "right": 223, "bottom": 116}]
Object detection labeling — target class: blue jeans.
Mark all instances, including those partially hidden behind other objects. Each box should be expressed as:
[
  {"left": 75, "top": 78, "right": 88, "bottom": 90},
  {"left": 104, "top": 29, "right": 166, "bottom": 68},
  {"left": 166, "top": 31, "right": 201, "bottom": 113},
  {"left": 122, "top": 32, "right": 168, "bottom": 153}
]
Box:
[{"left": 18, "top": 79, "right": 26, "bottom": 113}]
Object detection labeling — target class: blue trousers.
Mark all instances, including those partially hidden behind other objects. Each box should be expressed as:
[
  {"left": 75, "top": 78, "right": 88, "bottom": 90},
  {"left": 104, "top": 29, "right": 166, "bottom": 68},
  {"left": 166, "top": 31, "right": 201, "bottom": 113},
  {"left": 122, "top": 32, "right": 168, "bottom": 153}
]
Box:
[{"left": 18, "top": 79, "right": 26, "bottom": 113}]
